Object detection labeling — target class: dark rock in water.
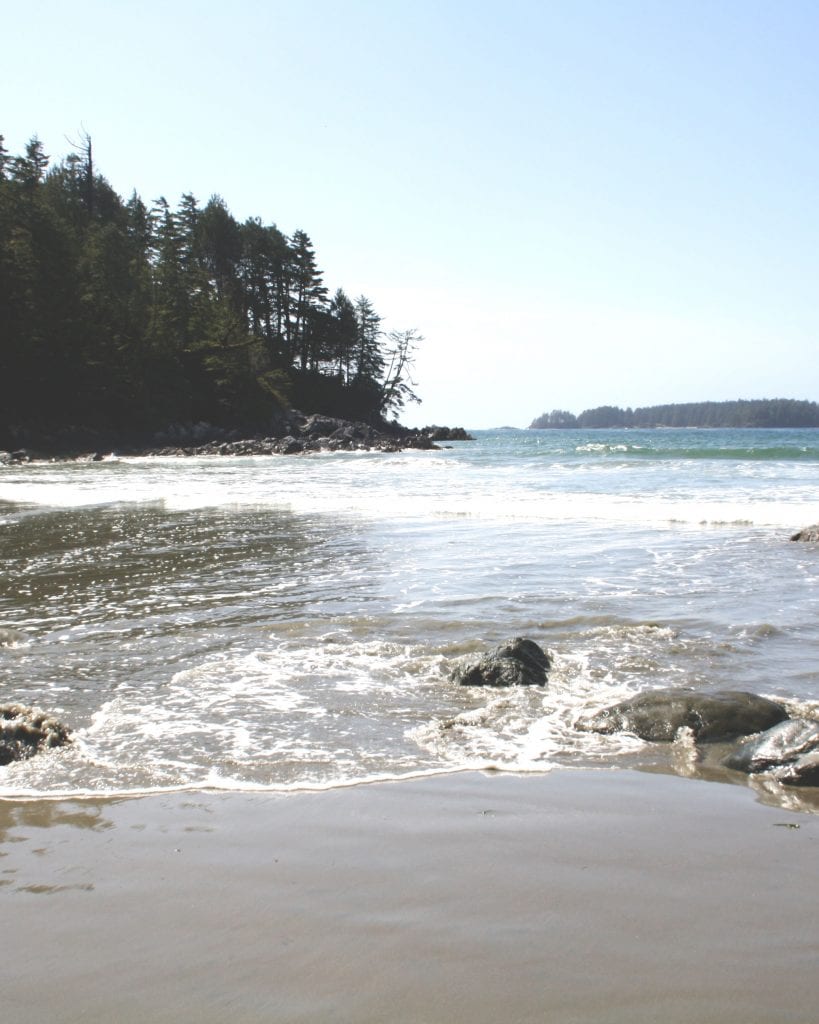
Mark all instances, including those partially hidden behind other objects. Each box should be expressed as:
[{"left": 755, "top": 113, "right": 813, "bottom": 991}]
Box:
[
  {"left": 0, "top": 704, "right": 71, "bottom": 765},
  {"left": 723, "top": 718, "right": 819, "bottom": 787},
  {"left": 451, "top": 637, "right": 551, "bottom": 687},
  {"left": 790, "top": 524, "right": 819, "bottom": 542},
  {"left": 577, "top": 688, "right": 788, "bottom": 743},
  {"left": 0, "top": 626, "right": 26, "bottom": 647},
  {"left": 423, "top": 426, "right": 475, "bottom": 441}
]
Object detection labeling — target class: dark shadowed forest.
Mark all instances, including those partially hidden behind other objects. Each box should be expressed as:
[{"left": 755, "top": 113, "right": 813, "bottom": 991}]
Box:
[{"left": 0, "top": 133, "right": 421, "bottom": 449}]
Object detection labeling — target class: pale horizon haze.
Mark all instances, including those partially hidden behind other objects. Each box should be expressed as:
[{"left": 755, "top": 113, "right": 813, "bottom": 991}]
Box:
[{"left": 4, "top": 0, "right": 819, "bottom": 429}]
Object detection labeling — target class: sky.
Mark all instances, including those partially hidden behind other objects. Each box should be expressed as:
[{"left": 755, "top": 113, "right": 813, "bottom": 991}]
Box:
[{"left": 4, "top": 0, "right": 819, "bottom": 428}]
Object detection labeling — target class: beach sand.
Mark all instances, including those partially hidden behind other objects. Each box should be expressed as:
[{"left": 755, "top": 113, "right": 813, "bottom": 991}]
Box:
[{"left": 2, "top": 769, "right": 817, "bottom": 1023}]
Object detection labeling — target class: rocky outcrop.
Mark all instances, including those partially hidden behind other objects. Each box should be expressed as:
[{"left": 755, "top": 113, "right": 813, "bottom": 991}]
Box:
[
  {"left": 722, "top": 718, "right": 819, "bottom": 786},
  {"left": 0, "top": 449, "right": 34, "bottom": 464},
  {"left": 790, "top": 524, "right": 819, "bottom": 542},
  {"left": 0, "top": 704, "right": 71, "bottom": 765},
  {"left": 422, "top": 426, "right": 475, "bottom": 441},
  {"left": 577, "top": 688, "right": 788, "bottom": 743},
  {"left": 451, "top": 637, "right": 551, "bottom": 687},
  {"left": 2, "top": 413, "right": 475, "bottom": 462},
  {"left": 87, "top": 414, "right": 448, "bottom": 459}
]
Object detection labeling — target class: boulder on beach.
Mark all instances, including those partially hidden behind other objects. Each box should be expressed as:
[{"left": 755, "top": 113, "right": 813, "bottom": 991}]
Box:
[
  {"left": 722, "top": 718, "right": 819, "bottom": 786},
  {"left": 790, "top": 524, "right": 819, "bottom": 542},
  {"left": 450, "top": 637, "right": 552, "bottom": 687},
  {"left": 577, "top": 688, "right": 788, "bottom": 743}
]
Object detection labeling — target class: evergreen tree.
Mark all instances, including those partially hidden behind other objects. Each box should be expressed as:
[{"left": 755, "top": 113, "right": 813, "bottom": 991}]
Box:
[
  {"left": 328, "top": 287, "right": 358, "bottom": 382},
  {"left": 286, "top": 229, "right": 327, "bottom": 370},
  {"left": 353, "top": 294, "right": 384, "bottom": 383}
]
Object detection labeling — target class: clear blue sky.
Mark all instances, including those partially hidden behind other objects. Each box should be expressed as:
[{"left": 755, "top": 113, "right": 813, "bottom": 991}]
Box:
[{"left": 4, "top": 0, "right": 819, "bottom": 427}]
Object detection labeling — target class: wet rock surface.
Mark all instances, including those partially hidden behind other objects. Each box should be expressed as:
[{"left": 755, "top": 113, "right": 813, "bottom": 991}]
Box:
[
  {"left": 451, "top": 637, "right": 552, "bottom": 687},
  {"left": 791, "top": 524, "right": 819, "bottom": 542},
  {"left": 0, "top": 704, "right": 71, "bottom": 766},
  {"left": 722, "top": 718, "right": 819, "bottom": 786},
  {"left": 577, "top": 688, "right": 789, "bottom": 743}
]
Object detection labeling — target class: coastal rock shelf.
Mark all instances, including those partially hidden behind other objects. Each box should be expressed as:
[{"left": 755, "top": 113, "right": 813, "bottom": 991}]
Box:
[{"left": 0, "top": 414, "right": 475, "bottom": 462}]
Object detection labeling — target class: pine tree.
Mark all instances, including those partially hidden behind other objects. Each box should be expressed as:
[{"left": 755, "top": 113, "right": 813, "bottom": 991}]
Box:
[
  {"left": 286, "top": 229, "right": 327, "bottom": 370},
  {"left": 329, "top": 288, "right": 358, "bottom": 382},
  {"left": 353, "top": 294, "right": 384, "bottom": 384}
]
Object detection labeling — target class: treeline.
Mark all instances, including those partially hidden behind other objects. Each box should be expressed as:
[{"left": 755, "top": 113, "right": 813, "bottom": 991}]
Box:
[
  {"left": 529, "top": 399, "right": 819, "bottom": 430},
  {"left": 0, "top": 133, "right": 421, "bottom": 447}
]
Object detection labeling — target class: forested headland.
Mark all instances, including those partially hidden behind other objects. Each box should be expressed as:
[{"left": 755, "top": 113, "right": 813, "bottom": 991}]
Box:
[
  {"left": 0, "top": 133, "right": 422, "bottom": 451},
  {"left": 529, "top": 399, "right": 819, "bottom": 430}
]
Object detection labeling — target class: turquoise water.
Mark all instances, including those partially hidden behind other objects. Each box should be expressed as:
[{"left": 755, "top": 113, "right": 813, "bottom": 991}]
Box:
[{"left": 1, "top": 428, "right": 818, "bottom": 801}]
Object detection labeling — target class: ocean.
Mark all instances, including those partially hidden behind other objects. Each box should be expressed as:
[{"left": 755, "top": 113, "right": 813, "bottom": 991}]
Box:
[{"left": 1, "top": 427, "right": 819, "bottom": 801}]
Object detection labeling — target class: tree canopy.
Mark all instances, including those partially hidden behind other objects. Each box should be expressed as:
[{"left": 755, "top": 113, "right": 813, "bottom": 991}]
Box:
[
  {"left": 0, "top": 133, "right": 420, "bottom": 447},
  {"left": 529, "top": 399, "right": 819, "bottom": 429}
]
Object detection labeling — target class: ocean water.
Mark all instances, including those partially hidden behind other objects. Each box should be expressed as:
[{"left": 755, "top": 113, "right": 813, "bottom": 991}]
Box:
[{"left": 1, "top": 427, "right": 819, "bottom": 803}]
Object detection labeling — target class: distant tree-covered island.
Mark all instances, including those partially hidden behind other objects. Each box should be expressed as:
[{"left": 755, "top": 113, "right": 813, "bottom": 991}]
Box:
[
  {"left": 0, "top": 133, "right": 424, "bottom": 452},
  {"left": 529, "top": 399, "right": 819, "bottom": 430}
]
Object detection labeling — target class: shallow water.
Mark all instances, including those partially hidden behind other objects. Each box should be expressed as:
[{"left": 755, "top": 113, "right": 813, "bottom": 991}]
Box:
[{"left": 1, "top": 428, "right": 819, "bottom": 800}]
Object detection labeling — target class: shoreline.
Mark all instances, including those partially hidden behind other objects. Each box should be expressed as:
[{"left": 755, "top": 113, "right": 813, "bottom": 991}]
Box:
[
  {"left": 3, "top": 767, "right": 817, "bottom": 1023},
  {"left": 0, "top": 414, "right": 475, "bottom": 463}
]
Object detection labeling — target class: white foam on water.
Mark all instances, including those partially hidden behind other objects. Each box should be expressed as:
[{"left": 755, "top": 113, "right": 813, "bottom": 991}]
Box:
[
  {"left": 2, "top": 446, "right": 818, "bottom": 529},
  {"left": 4, "top": 430, "right": 819, "bottom": 800}
]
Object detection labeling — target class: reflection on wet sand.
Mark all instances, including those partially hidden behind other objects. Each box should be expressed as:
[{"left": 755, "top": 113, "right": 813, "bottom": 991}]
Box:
[{"left": 0, "top": 799, "right": 118, "bottom": 895}]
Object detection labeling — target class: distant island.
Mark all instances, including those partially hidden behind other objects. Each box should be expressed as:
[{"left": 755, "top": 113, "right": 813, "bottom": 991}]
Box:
[
  {"left": 0, "top": 133, "right": 422, "bottom": 453},
  {"left": 529, "top": 399, "right": 819, "bottom": 430}
]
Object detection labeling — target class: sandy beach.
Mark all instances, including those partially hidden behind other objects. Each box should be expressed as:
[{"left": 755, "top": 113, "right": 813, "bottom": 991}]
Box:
[{"left": 2, "top": 768, "right": 817, "bottom": 1023}]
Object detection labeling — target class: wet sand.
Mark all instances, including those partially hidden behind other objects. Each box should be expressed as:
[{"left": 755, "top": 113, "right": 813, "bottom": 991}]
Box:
[{"left": 2, "top": 769, "right": 817, "bottom": 1023}]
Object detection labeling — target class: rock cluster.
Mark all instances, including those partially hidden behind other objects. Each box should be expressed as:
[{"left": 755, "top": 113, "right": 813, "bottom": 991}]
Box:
[
  {"left": 139, "top": 414, "right": 438, "bottom": 457},
  {"left": 1, "top": 413, "right": 475, "bottom": 462},
  {"left": 451, "top": 639, "right": 819, "bottom": 788},
  {"left": 0, "top": 704, "right": 71, "bottom": 766},
  {"left": 0, "top": 449, "right": 34, "bottom": 464}
]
